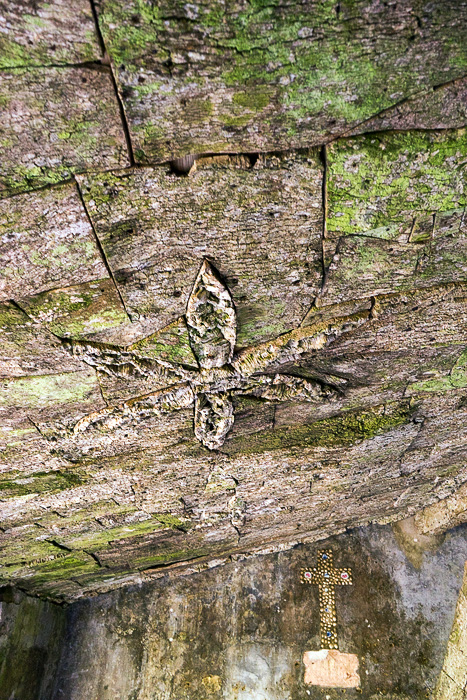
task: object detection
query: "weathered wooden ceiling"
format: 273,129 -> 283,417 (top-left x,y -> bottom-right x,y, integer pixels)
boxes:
1,0 -> 467,602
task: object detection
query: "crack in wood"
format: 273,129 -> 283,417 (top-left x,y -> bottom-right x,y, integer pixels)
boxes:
330,71 -> 467,143
88,0 -> 136,166
74,177 -> 132,322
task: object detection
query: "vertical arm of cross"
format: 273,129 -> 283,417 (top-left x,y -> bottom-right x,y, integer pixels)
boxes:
301,549 -> 353,650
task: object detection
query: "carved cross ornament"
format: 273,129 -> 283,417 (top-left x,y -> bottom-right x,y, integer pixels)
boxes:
60,260 -> 370,450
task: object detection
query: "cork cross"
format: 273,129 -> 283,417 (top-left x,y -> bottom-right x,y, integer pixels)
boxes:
299,549 -> 359,689
56,258 -> 372,454
301,549 -> 352,649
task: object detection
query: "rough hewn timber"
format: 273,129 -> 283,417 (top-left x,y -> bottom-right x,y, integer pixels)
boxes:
1,4 -> 467,603
0,303 -> 91,377
95,0 -> 467,161
1,337 -> 467,600
18,279 -> 129,341
2,134 -> 467,599
0,183 -> 108,299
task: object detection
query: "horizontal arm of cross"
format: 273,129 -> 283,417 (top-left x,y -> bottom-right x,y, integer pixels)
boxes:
300,567 -> 353,586
331,568 -> 353,586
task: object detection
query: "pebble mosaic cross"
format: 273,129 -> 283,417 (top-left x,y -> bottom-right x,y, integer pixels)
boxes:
300,549 -> 360,688
53,259 -> 371,450
301,549 -> 352,649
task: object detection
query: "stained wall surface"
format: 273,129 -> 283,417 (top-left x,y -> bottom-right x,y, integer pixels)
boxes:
1,523 -> 466,700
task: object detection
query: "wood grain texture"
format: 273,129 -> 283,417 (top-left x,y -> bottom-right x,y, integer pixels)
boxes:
2,2 -> 467,601
348,75 -> 467,136
1,388 -> 466,601
0,183 -> 108,300
95,0 -> 467,161
0,66 -> 129,196
2,276 -> 467,600
78,152 -> 324,347
0,0 -> 101,68
18,279 -> 129,341
0,303 -> 87,378
2,149 -> 467,599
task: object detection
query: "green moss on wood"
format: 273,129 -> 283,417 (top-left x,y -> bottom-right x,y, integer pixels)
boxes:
0,67 -> 128,197
19,279 -> 128,339
129,319 -> 197,367
0,469 -> 83,498
153,514 -> 192,532
0,5 -> 100,70
0,371 -> 99,409
59,518 -> 165,551
27,553 -> 99,585
408,350 -> 467,394
327,130 -> 467,236
132,547 -> 210,569
98,0 -> 467,159
224,401 -> 414,455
